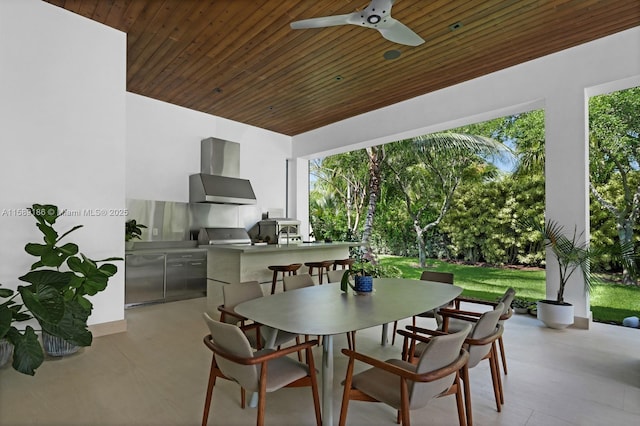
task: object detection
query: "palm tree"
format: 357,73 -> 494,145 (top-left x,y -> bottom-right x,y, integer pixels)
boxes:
386,132 -> 510,267
361,145 -> 385,262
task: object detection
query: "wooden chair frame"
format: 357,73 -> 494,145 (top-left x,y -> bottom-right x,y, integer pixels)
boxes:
339,337 -> 470,426
202,336 -> 322,426
445,295 -> 514,374
399,319 -> 504,426
219,301 -> 305,362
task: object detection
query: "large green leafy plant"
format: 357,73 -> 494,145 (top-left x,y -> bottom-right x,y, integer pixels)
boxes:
18,204 -> 121,357
0,284 -> 43,375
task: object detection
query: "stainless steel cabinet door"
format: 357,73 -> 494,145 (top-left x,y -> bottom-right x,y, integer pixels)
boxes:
125,254 -> 166,305
165,252 -> 207,300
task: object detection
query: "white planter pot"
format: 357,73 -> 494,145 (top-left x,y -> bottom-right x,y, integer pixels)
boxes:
537,300 -> 574,329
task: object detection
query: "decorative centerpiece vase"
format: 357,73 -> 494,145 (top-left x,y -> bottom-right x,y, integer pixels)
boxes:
354,275 -> 373,293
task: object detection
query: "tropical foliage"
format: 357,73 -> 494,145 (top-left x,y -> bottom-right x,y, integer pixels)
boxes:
589,87 -> 640,284
309,86 -> 640,288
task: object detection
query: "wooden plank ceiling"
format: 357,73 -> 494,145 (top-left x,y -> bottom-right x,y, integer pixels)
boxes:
45,0 -> 640,136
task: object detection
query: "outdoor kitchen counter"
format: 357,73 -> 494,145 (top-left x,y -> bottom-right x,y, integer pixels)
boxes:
125,247 -> 206,255
199,241 -> 356,253
202,242 -> 360,309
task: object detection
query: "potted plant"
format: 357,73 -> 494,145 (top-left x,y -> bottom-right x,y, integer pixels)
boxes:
125,219 -> 147,249
511,297 -> 533,315
0,284 -> 43,375
530,220 -> 601,329
18,204 -> 121,356
340,258 -> 402,294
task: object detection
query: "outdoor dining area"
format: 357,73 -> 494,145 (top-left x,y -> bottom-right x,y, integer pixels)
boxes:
1,274 -> 639,425
212,268 -> 515,425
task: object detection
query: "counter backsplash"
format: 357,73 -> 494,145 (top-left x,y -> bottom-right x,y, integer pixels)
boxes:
126,199 -> 262,242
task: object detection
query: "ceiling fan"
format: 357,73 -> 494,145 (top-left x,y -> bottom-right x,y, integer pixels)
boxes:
290,0 -> 425,46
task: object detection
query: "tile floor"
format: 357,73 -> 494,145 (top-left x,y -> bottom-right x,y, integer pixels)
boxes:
1,296 -> 639,425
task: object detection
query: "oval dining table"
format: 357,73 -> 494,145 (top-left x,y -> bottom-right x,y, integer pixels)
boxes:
235,277 -> 462,425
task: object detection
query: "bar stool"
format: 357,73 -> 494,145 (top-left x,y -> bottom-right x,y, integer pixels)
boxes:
304,260 -> 334,284
268,263 -> 302,294
333,258 -> 355,270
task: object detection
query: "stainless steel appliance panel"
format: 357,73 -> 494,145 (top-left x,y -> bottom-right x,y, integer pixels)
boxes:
126,198 -> 261,242
189,201 -> 239,231
198,227 -> 252,245
201,137 -> 240,177
125,254 -> 165,305
165,252 -> 207,300
125,199 -> 190,242
253,218 -> 302,244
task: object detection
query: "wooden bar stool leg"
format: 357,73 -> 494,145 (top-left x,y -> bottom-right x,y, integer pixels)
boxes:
269,263 -> 302,294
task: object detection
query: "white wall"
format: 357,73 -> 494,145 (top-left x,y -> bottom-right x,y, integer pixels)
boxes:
0,1 -> 293,331
0,0 -> 126,325
126,93 -> 291,214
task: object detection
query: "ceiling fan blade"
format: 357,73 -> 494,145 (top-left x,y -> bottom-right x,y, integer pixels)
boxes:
290,1 -> 424,47
290,14 -> 353,29
377,18 -> 425,46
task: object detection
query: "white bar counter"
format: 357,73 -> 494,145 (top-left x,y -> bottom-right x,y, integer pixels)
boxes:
201,241 -> 356,285
202,241 -> 360,310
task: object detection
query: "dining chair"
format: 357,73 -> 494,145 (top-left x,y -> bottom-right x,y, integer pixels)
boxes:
218,280 -> 264,348
391,270 -> 454,345
201,313 -> 322,426
326,268 -> 348,284
282,273 -> 315,291
400,303 -> 505,426
339,323 -> 472,426
218,281 -> 301,358
441,287 -> 516,375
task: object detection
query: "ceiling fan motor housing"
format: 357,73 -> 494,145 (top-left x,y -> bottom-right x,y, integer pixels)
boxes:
361,0 -> 391,27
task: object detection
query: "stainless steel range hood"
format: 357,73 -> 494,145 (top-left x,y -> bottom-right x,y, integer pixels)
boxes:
189,138 -> 257,205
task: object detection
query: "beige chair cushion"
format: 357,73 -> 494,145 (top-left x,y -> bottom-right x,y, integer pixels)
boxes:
204,313 -> 310,393
253,349 -> 310,392
326,269 -> 347,283
466,302 -> 503,368
204,313 -> 258,389
283,273 -> 314,291
221,281 -> 263,325
351,324 -> 471,410
414,303 -> 503,366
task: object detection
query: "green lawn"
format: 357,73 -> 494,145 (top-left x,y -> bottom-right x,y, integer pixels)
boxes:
379,255 -> 640,324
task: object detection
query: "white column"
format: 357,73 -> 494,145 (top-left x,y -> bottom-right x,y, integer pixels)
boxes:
544,88 -> 591,328
287,157 -> 311,239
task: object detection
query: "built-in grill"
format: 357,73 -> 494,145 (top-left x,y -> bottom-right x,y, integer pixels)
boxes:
198,227 -> 252,245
